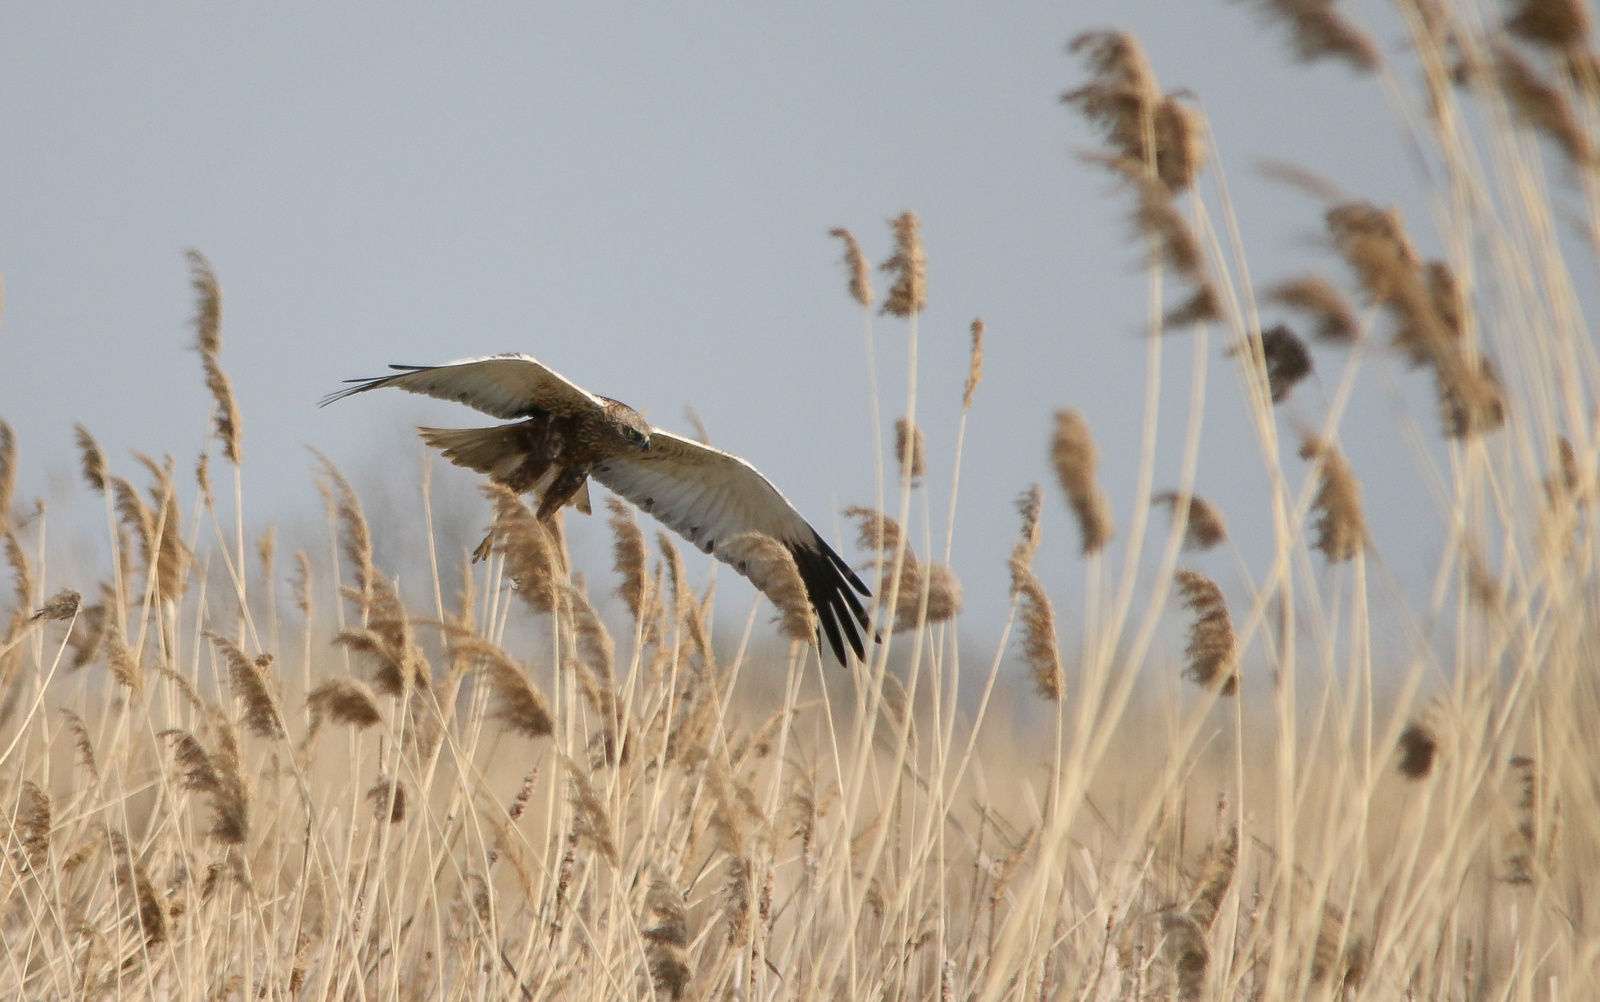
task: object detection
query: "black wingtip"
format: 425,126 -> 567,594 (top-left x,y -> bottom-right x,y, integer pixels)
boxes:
793,536 -> 872,666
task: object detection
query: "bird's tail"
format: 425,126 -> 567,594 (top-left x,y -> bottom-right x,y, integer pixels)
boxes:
418,426 -> 592,515
418,425 -> 529,483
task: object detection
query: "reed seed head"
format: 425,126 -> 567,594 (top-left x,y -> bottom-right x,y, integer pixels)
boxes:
1174,569 -> 1238,695
207,633 -> 284,740
1267,274 -> 1359,342
1243,0 -> 1379,71
1494,43 -> 1596,165
1153,491 -> 1228,550
1506,0 -> 1591,50
454,636 -> 554,740
1013,565 -> 1063,702
719,532 -> 818,644
880,210 -> 927,317
31,588 -> 81,622
307,677 -> 383,732
964,318 -> 985,408
73,423 -> 107,494
59,707 -> 99,781
1233,323 -> 1313,402
829,227 -> 875,307
1300,437 -> 1367,561
1051,410 -> 1115,555
0,421 -> 13,530
895,417 -> 926,483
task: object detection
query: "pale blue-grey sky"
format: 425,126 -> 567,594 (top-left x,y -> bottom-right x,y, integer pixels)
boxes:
1,3 -> 1443,645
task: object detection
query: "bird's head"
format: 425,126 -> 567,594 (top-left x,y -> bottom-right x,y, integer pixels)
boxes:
600,398 -> 652,453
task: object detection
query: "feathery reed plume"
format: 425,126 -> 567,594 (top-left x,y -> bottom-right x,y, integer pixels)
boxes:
103,625 -> 144,692
366,775 -> 407,824
1506,0 -> 1591,49
562,581 -> 615,684
1065,31 -> 1205,190
1014,484 -> 1045,568
965,318 -> 985,408
1094,155 -> 1203,280
161,726 -> 250,844
156,663 -> 206,714
74,423 -> 107,494
306,678 -> 382,741
195,451 -> 212,506
1173,570 -> 1238,694
0,420 -> 13,529
333,626 -> 415,697
1257,158 -> 1348,200
1266,274 -> 1359,342
31,588 -> 81,622
483,484 -> 563,613
895,417 -> 927,483
1160,911 -> 1209,1001
880,210 -> 927,317
109,475 -> 153,578
643,867 -> 693,1000
1240,0 -> 1379,71
292,551 -> 312,616
1234,323 -> 1313,402
1505,754 -> 1546,883
606,496 -> 650,623
1153,491 -> 1228,550
15,780 -> 50,870
1051,410 -> 1115,554
845,505 -> 906,555
133,453 -> 188,604
1299,437 -> 1367,561
719,532 -> 818,643
109,830 -> 167,949
257,524 -> 276,588
1397,719 -> 1439,779
315,454 -> 374,607
829,227 -> 875,307
682,403 -> 711,445
1187,819 -> 1238,933
563,756 -> 617,864
1013,566 -> 1063,702
1493,43 -> 1596,165
846,505 -> 929,630
923,563 -> 964,623
1163,284 -> 1225,329
1310,906 -> 1368,989
206,633 -> 284,740
454,636 -> 554,740
60,708 -> 100,782
187,250 -> 242,465
66,597 -> 107,670
659,532 -> 713,666
5,531 -> 31,614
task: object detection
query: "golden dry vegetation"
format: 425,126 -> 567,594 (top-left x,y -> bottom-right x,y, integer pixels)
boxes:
4,1 -> 1600,999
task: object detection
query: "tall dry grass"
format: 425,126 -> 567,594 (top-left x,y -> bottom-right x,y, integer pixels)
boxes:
4,2 -> 1600,998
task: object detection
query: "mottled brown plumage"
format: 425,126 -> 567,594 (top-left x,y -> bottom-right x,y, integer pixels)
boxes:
323,353 -> 871,662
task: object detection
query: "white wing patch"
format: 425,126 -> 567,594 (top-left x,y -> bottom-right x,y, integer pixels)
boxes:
321,353 -> 603,419
590,430 -> 811,556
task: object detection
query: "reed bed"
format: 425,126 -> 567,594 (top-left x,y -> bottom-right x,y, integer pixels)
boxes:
4,2 -> 1600,998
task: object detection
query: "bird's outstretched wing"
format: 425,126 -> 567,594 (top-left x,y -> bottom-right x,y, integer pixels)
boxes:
319,353 -> 603,419
591,430 -> 871,664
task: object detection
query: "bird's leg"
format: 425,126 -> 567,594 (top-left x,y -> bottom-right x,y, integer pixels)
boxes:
536,464 -> 592,522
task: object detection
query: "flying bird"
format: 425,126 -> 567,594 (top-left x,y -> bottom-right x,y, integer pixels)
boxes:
321,353 -> 871,663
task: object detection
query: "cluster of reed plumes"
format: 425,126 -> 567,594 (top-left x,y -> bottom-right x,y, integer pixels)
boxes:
4,0 -> 1600,998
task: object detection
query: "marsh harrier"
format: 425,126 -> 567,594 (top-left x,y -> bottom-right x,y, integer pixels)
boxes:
322,353 -> 871,662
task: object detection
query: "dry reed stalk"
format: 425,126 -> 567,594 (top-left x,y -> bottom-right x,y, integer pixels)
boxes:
643,867 -> 693,1000
829,227 -> 875,307
452,635 -> 554,740
206,633 -> 284,740
161,724 -> 250,844
1152,491 -> 1228,550
1234,324 -> 1313,402
187,250 -> 242,465
880,210 -> 927,317
1266,274 -> 1360,343
483,484 -> 563,614
1051,410 -> 1115,554
965,318 -> 985,407
0,420 -> 13,529
717,532 -> 818,643
1241,0 -> 1379,70
306,677 -> 383,738
30,588 -> 80,622
1300,437 -> 1367,561
1493,43 -> 1596,165
563,757 -> 617,864
74,423 -> 107,494
59,708 -> 100,782
366,775 -> 407,824
1173,570 -> 1238,694
895,417 -> 927,483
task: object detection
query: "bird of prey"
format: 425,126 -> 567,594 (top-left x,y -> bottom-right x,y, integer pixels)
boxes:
321,353 -> 871,663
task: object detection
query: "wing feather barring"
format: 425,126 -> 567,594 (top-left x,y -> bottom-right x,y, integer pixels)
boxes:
322,353 -> 871,663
